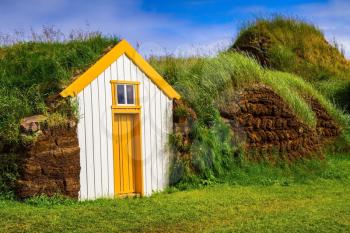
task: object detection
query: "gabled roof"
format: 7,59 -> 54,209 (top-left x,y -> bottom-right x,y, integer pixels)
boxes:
60,39 -> 180,99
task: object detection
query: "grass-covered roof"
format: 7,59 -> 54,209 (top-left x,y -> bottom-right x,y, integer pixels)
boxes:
232,16 -> 350,81
231,16 -> 350,111
0,35 -> 119,94
0,35 -> 119,145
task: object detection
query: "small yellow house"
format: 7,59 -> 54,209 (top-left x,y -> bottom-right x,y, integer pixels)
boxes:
60,40 -> 180,200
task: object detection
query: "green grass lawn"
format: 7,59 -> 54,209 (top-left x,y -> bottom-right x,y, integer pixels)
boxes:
0,154 -> 349,233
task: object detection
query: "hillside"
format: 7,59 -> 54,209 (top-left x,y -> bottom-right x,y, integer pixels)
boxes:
0,35 -> 119,146
150,52 -> 349,185
231,16 -> 350,111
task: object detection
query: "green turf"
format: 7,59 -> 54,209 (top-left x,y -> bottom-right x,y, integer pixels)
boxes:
232,15 -> 350,112
0,154 -> 349,233
0,35 -> 119,144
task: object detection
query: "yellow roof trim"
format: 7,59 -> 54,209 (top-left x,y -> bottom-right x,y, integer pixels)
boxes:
60,39 -> 180,100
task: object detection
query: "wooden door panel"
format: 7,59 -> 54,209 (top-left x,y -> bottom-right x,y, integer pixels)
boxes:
114,114 -> 136,194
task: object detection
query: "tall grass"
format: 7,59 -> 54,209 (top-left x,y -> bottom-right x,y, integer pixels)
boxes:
151,51 -> 349,186
264,71 -> 350,128
152,52 -> 348,128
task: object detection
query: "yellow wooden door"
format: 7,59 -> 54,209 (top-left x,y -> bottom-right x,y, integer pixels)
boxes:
113,114 -> 136,194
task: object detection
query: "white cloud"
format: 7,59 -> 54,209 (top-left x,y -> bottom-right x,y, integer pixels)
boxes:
0,0 -> 236,57
0,0 -> 349,58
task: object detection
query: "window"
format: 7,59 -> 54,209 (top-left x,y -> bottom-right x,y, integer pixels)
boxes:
111,81 -> 139,108
126,85 -> 135,104
117,85 -> 126,104
116,84 -> 135,105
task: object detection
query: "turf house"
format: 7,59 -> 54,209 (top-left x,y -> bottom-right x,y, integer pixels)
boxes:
0,38 -> 181,200
61,39 -> 180,199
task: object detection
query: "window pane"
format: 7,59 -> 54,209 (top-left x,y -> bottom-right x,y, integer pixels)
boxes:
126,85 -> 135,104
117,84 -> 125,104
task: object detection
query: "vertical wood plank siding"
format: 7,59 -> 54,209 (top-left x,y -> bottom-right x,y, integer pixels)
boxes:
77,54 -> 173,199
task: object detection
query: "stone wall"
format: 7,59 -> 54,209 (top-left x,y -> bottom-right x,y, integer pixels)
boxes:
220,85 -> 339,159
16,116 -> 80,199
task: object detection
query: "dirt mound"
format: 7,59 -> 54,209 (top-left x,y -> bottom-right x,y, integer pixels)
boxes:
220,85 -> 339,159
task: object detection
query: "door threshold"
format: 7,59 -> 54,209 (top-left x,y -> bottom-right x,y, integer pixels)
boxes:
117,193 -> 141,199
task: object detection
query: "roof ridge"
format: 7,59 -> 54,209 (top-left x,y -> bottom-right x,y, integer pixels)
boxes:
60,39 -> 180,100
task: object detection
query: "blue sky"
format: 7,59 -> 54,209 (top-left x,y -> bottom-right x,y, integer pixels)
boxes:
0,0 -> 349,57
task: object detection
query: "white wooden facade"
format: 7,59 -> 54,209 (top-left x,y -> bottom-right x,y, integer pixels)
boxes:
76,54 -> 174,200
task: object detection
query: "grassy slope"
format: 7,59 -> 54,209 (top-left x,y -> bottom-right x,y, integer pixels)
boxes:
151,52 -> 349,129
150,52 -> 349,185
0,154 -> 349,233
232,16 -> 350,111
0,35 -> 118,144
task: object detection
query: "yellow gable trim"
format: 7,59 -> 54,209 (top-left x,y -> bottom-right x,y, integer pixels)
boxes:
60,39 -> 180,99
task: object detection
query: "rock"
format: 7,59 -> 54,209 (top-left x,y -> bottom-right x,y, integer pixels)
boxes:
68,120 -> 76,128
20,115 -> 47,133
